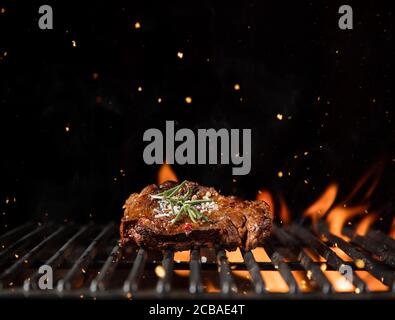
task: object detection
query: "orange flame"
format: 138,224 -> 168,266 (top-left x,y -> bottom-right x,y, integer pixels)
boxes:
344,165 -> 382,203
157,163 -> 178,184
304,183 -> 338,229
256,190 -> 290,223
390,217 -> 395,240
174,250 -> 190,262
356,213 -> 378,236
256,190 -> 274,219
323,167 -> 382,237
278,194 -> 290,225
302,166 -> 382,237
326,204 -> 368,238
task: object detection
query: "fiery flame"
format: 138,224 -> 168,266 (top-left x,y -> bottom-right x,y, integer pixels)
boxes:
303,167 -> 382,237
355,213 -> 378,236
226,249 -> 244,263
390,217 -> 395,240
291,271 -> 315,292
157,163 -> 178,184
304,183 -> 338,229
326,204 -> 368,238
344,165 -> 382,203
154,163 -> 390,293
355,271 -> 389,291
174,250 -> 190,262
251,247 -> 271,262
256,190 -> 274,219
260,271 -> 289,293
278,195 -> 290,225
256,190 -> 290,223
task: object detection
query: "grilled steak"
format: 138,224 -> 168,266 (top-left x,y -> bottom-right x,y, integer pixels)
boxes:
120,180 -> 272,251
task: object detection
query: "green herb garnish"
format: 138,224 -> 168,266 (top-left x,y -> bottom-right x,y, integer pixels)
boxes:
152,181 -> 213,224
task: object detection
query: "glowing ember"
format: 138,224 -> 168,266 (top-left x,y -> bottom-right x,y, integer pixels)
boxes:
157,163 -> 178,184
277,171 -> 283,178
185,96 -> 192,104
155,265 -> 166,278
355,259 -> 365,269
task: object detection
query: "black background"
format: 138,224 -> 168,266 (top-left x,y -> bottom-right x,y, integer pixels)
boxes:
0,0 -> 394,230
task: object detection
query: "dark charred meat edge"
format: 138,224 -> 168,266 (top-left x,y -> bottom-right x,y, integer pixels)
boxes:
120,181 -> 272,251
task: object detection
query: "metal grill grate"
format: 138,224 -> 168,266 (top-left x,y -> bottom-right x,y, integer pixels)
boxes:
0,222 -> 395,299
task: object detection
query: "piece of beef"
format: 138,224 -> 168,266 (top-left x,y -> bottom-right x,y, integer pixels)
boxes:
120,181 -> 272,251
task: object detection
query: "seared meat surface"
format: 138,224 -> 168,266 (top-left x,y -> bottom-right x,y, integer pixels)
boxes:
120,181 -> 272,251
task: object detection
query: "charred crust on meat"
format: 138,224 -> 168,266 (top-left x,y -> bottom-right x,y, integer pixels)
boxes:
120,180 -> 272,251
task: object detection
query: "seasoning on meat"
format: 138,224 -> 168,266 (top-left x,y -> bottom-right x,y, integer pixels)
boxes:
120,180 -> 272,251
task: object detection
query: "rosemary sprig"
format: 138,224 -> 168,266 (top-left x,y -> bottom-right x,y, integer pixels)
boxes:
152,181 -> 213,224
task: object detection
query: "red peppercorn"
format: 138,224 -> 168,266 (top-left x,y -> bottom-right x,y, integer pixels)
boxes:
183,223 -> 193,235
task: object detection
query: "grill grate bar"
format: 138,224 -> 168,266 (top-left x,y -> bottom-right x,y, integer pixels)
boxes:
241,249 -> 266,294
0,223 -> 51,263
156,249 -> 174,295
321,227 -> 395,290
216,249 -> 237,295
273,226 -> 333,293
57,223 -> 114,293
24,225 -> 90,291
367,230 -> 395,252
290,224 -> 367,293
263,240 -> 299,293
0,225 -> 66,288
123,248 -> 147,294
90,244 -> 121,293
189,249 -> 203,294
0,223 -> 33,245
1,222 -> 395,298
343,227 -> 395,268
